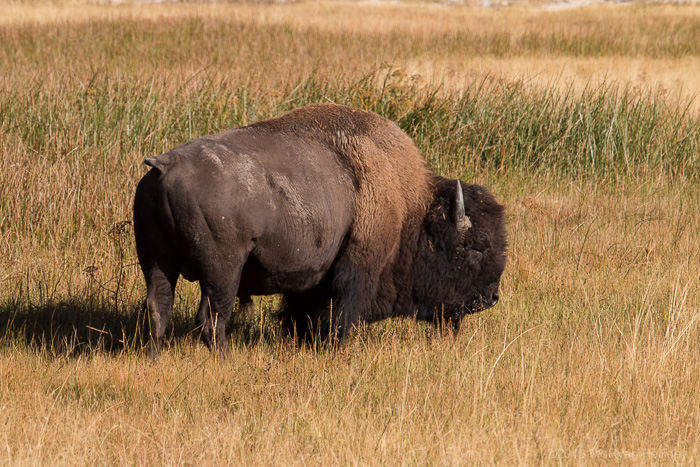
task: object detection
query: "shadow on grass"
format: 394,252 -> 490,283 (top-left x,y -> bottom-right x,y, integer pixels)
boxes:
0,297 -> 184,355
0,296 -> 285,356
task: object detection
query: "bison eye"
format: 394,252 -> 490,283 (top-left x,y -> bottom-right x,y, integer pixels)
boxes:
468,249 -> 484,264
470,243 -> 490,256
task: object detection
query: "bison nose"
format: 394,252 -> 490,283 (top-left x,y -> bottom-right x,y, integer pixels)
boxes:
480,290 -> 499,309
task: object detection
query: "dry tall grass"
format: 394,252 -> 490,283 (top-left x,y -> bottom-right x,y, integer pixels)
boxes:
1,2 -> 699,464
3,2 -> 700,102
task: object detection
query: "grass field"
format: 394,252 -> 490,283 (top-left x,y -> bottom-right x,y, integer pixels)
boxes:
1,1 -> 700,464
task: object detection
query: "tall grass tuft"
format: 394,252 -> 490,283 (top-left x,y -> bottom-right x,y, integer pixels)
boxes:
3,68 -> 698,178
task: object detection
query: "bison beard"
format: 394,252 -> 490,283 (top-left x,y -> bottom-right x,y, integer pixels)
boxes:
133,104 -> 507,354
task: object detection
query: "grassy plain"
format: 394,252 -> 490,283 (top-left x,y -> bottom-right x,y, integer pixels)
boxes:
1,1 -> 700,464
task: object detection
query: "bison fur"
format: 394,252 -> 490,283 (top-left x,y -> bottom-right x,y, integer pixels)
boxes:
133,104 -> 507,354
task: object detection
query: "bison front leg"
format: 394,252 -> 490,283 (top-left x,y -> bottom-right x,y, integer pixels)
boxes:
279,285 -> 333,344
279,271 -> 369,346
320,258 -> 376,343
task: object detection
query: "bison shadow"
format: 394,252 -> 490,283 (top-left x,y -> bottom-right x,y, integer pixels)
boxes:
1,298 -> 145,355
0,297 -> 280,356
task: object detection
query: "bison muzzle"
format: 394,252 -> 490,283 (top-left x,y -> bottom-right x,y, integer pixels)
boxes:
133,104 -> 507,354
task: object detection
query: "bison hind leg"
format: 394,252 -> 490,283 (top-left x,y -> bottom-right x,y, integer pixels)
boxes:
135,235 -> 181,356
195,278 -> 243,356
141,259 -> 180,357
278,286 -> 332,345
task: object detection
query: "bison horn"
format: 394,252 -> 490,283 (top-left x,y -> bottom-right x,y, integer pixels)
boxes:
453,180 -> 472,241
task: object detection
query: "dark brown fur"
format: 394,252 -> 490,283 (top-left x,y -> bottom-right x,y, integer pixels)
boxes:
133,104 -> 506,353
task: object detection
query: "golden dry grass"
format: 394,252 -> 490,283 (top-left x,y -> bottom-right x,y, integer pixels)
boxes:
1,1 -> 699,464
404,55 -> 700,115
4,1 -> 699,112
2,174 -> 699,464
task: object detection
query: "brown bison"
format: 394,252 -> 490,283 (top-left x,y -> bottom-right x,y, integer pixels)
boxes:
133,104 -> 506,354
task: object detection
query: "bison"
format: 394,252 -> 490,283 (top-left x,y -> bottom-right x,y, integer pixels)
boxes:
133,104 -> 506,354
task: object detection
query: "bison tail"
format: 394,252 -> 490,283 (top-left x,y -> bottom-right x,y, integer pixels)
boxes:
144,156 -> 172,172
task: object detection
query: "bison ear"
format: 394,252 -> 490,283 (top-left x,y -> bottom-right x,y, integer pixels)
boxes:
452,181 -> 472,243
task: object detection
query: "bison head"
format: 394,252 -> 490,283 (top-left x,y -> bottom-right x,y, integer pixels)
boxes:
411,178 -> 507,329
